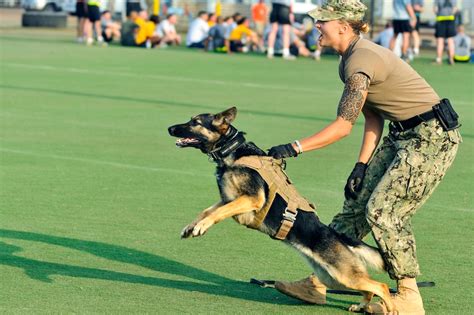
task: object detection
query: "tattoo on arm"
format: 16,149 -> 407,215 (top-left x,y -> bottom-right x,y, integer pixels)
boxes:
337,73 -> 370,124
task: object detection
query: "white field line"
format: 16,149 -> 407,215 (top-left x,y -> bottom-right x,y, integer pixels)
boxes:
0,147 -> 213,178
1,147 -> 472,213
3,63 -> 321,93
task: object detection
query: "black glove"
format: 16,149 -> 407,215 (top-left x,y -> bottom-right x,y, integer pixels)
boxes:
344,162 -> 368,199
268,143 -> 298,159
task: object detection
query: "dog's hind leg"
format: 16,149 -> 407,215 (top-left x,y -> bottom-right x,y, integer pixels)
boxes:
181,202 -> 223,239
192,193 -> 265,237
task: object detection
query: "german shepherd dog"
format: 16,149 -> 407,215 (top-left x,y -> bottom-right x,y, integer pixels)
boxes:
168,107 -> 394,313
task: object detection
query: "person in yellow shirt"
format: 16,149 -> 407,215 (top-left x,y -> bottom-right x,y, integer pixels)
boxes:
208,13 -> 217,27
228,17 -> 262,53
135,11 -> 161,48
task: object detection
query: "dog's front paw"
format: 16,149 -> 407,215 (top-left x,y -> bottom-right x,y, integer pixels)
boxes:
181,223 -> 196,239
192,218 -> 214,237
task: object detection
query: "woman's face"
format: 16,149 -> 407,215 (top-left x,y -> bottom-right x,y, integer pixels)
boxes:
315,20 -> 343,48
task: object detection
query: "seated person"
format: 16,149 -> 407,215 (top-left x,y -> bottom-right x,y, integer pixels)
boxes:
101,10 -> 121,43
263,24 -> 310,58
186,11 -> 209,48
453,25 -> 471,63
135,11 -> 161,48
155,13 -> 181,46
228,17 -> 261,53
208,16 -> 228,52
121,11 -> 139,46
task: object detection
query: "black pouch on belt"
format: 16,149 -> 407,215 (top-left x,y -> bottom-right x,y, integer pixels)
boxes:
432,98 -> 460,131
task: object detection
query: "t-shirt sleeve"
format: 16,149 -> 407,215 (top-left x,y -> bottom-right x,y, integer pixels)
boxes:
344,49 -> 386,83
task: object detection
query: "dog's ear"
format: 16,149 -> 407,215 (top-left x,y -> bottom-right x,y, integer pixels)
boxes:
213,107 -> 237,132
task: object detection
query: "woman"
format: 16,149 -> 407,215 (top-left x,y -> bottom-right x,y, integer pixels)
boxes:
267,0 -> 461,314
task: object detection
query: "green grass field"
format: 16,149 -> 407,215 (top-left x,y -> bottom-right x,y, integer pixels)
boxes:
0,27 -> 473,314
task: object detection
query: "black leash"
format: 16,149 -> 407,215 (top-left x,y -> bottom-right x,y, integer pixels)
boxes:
249,278 -> 435,295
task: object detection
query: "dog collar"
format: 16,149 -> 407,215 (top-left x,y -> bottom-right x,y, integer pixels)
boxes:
208,127 -> 246,163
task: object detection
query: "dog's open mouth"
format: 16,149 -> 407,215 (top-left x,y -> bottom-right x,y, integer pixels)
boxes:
176,138 -> 201,147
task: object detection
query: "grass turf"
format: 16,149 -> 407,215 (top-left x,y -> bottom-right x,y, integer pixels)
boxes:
0,28 -> 473,314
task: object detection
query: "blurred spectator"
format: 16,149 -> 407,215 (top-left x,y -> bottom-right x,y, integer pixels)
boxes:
155,14 -> 181,47
411,0 -> 423,56
126,0 -> 147,17
208,13 -> 217,27
86,0 -> 104,45
304,23 -> 322,60
121,11 -> 139,47
75,0 -> 88,43
229,17 -> 262,53
374,22 -> 395,49
453,25 -> 471,63
251,0 -> 268,38
434,0 -> 457,65
390,0 -> 417,62
101,10 -> 121,44
186,11 -> 210,48
231,13 -> 242,31
208,16 -> 228,52
267,0 -> 295,60
133,11 -> 161,48
223,16 -> 234,40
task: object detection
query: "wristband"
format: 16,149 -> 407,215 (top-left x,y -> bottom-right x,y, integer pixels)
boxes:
294,140 -> 303,154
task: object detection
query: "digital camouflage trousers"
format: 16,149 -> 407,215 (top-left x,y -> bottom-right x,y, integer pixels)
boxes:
329,119 -> 461,280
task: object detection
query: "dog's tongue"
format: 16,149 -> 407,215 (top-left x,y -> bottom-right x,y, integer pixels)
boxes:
176,138 -> 199,147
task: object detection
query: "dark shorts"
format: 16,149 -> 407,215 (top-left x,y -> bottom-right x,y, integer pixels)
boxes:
76,2 -> 86,18
87,5 -> 100,22
435,20 -> 456,38
229,40 -> 244,52
270,3 -> 291,25
101,30 -> 113,42
393,19 -> 412,34
187,40 -> 206,49
126,2 -> 141,17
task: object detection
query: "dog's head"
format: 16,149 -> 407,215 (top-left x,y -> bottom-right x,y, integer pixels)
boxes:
168,107 -> 237,153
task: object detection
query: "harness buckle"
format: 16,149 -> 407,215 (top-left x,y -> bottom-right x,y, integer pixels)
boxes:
282,208 -> 297,222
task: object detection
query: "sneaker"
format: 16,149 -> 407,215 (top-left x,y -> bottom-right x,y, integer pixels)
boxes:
312,50 -> 321,61
432,57 -> 442,65
274,275 -> 327,304
282,54 -> 296,61
86,37 -> 94,46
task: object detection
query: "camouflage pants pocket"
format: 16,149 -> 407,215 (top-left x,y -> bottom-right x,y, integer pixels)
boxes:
405,151 -> 434,201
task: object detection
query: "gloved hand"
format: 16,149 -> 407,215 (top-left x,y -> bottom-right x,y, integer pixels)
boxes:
268,143 -> 298,159
344,162 -> 368,199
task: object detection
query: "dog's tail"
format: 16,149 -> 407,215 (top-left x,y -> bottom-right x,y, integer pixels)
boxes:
349,244 -> 385,272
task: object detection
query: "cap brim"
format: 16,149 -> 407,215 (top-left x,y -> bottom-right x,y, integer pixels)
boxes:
307,7 -> 339,21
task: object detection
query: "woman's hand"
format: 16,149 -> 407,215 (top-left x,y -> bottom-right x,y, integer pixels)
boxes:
344,162 -> 368,199
268,143 -> 298,159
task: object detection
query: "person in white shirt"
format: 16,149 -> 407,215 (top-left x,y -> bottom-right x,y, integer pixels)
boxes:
186,11 -> 209,48
156,13 -> 181,46
453,24 -> 471,63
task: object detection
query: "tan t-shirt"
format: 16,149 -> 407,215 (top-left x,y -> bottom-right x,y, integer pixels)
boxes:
339,38 -> 440,121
